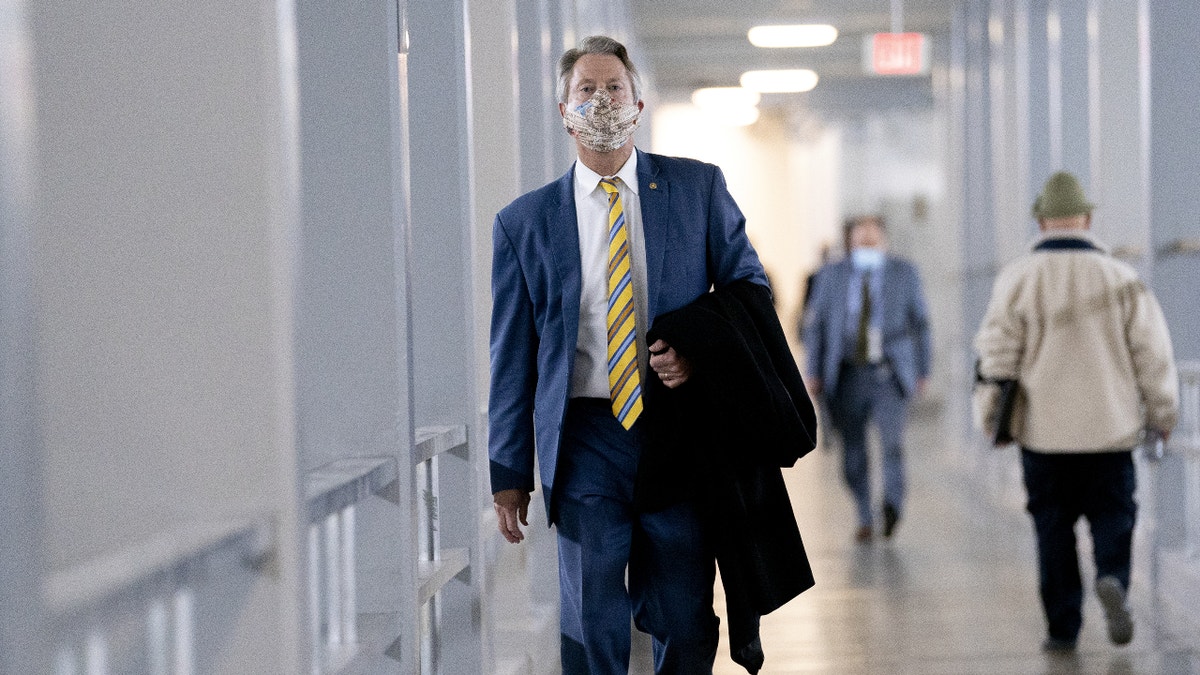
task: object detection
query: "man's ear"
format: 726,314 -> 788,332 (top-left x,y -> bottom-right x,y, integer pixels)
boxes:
559,102 -> 575,137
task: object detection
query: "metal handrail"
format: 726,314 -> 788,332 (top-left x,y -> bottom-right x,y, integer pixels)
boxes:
48,518 -> 273,675
1171,361 -> 1200,457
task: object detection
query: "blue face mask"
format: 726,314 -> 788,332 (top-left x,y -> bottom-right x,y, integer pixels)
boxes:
851,247 -> 885,269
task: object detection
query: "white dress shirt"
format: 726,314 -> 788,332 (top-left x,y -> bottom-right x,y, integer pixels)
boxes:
570,153 -> 650,399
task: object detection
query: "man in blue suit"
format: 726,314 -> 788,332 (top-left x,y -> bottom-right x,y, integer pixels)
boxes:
802,215 -> 931,542
488,36 -> 768,673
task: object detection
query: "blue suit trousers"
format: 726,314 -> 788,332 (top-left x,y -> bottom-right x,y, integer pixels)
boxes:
555,398 -> 719,674
827,362 -> 910,527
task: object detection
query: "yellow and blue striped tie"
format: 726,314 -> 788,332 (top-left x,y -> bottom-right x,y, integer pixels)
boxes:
600,178 -> 642,429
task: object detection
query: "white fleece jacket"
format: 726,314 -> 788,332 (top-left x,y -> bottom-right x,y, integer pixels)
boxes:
974,231 -> 1178,452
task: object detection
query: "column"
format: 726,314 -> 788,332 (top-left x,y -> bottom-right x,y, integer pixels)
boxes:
549,2 -> 576,172
1145,0 -> 1200,635
1024,0 -> 1053,220
294,0 -> 418,671
1087,0 -> 1149,264
960,0 -> 996,339
407,0 -> 485,671
990,0 -> 1030,260
516,0 -> 556,191
1050,0 -> 1092,181
0,2 -> 44,672
466,0 -> 530,668
942,3 -> 972,450
1148,0 -> 1200,359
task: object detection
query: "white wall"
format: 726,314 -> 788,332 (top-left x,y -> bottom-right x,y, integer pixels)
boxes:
0,1 -> 44,671
650,102 -> 842,340
30,0 -> 306,670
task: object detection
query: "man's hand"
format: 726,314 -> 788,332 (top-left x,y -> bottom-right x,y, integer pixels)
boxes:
493,489 -> 531,543
807,376 -> 823,397
648,339 -> 691,389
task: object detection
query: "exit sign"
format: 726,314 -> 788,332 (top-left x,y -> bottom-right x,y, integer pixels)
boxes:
864,33 -> 929,75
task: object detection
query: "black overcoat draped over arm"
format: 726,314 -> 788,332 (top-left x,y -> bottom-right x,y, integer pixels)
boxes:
640,279 -> 818,674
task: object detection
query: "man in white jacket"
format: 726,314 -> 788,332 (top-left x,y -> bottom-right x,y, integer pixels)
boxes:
974,171 -> 1178,653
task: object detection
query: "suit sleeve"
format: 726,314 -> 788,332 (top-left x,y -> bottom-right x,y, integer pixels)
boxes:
705,165 -> 768,289
488,213 -> 538,494
907,264 -> 933,379
801,269 -> 828,378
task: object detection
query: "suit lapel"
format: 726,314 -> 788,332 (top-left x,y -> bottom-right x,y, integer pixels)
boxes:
637,150 -> 669,319
880,258 -> 898,325
548,167 -> 581,351
829,261 -> 852,335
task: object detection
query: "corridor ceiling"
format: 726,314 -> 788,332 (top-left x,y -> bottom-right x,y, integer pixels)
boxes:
630,0 -> 957,104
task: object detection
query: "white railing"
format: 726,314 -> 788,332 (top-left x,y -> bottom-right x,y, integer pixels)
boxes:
1172,361 -> 1200,556
305,456 -> 398,674
1155,360 -> 1200,635
47,518 -> 273,675
49,433 -> 471,675
413,425 -> 471,675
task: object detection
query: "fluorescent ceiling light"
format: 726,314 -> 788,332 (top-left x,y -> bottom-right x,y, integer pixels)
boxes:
691,86 -> 762,111
739,69 -> 820,93
748,24 -> 838,48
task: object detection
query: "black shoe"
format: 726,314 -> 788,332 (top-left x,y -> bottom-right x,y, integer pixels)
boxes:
882,503 -> 900,538
1041,637 -> 1077,653
854,525 -> 873,543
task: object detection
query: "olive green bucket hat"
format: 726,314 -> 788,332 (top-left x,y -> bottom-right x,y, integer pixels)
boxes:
1032,171 -> 1094,218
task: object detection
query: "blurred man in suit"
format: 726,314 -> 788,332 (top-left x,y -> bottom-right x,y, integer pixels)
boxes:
803,215 -> 931,542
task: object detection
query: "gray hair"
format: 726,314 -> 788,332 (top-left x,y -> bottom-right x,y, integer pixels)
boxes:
556,35 -> 642,104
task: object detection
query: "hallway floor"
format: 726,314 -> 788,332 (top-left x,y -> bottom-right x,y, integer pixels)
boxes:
709,411 -> 1200,675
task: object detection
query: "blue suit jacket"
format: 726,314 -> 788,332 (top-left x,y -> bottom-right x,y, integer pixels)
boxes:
802,256 -> 931,399
488,149 -> 767,519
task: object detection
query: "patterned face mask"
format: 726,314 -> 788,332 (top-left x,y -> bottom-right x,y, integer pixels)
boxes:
562,88 -> 640,153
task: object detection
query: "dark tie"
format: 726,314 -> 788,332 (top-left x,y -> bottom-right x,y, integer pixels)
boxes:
855,272 -> 872,364
600,178 -> 642,429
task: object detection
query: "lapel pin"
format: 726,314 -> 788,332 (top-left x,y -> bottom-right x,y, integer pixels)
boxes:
649,182 -> 658,190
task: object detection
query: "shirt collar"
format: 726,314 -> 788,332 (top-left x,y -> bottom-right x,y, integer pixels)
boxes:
573,150 -> 640,199
1029,230 -> 1110,254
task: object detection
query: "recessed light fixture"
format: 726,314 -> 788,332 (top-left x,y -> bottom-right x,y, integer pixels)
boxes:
748,24 -> 838,48
739,69 -> 820,93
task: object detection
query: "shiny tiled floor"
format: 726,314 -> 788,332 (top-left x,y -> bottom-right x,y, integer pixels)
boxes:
710,411 -> 1200,675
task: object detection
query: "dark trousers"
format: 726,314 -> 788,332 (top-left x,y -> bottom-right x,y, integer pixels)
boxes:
555,398 -> 719,674
827,363 -> 910,527
1020,448 -> 1137,642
